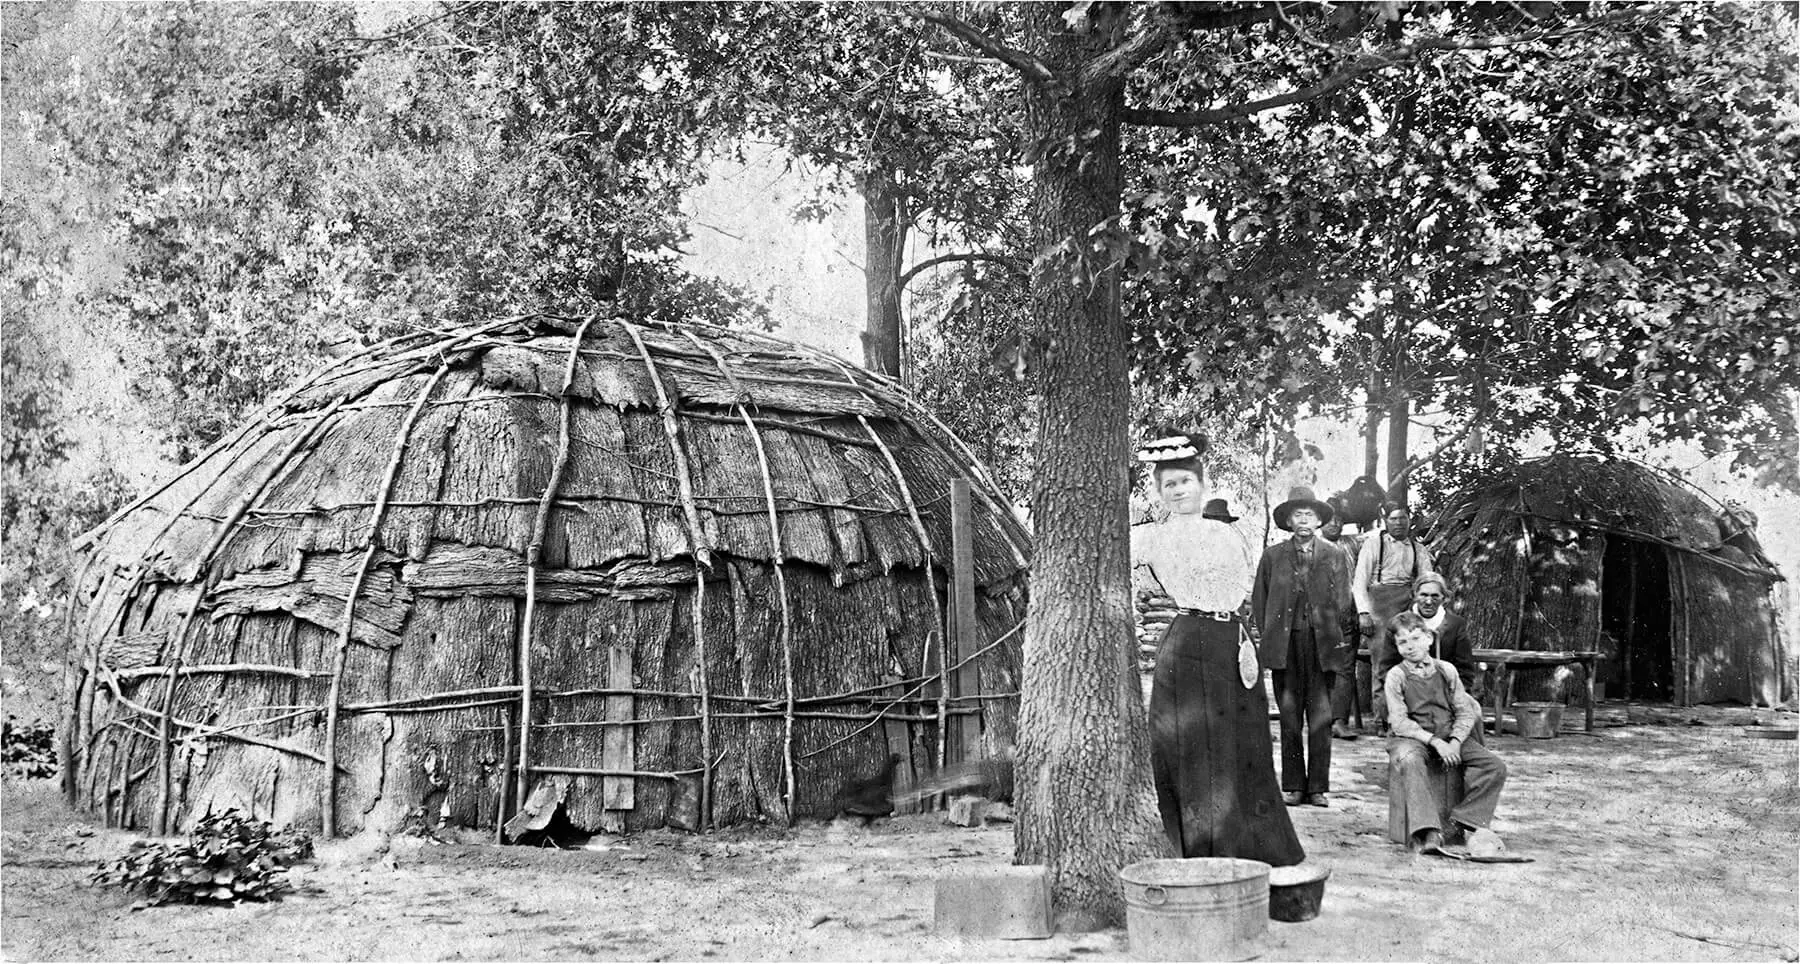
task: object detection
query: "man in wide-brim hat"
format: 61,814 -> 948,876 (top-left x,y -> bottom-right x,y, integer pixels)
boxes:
1271,487 -> 1332,530
1252,486 -> 1358,806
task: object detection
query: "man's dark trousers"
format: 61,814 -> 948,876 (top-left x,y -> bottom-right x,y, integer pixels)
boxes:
1273,618 -> 1334,794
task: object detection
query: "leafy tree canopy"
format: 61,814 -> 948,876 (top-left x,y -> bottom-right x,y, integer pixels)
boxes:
1120,2 -> 1799,489
9,2 -> 771,461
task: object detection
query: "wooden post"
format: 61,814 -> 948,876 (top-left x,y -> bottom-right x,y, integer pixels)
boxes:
949,480 -> 981,764
602,645 -> 635,831
1622,549 -> 1639,699
881,674 -> 919,815
493,709 -> 514,843
1675,557 -> 1692,707
1583,654 -> 1596,732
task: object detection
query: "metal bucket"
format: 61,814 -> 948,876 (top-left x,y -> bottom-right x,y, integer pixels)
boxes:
1514,701 -> 1564,739
1267,864 -> 1330,922
1119,858 -> 1270,961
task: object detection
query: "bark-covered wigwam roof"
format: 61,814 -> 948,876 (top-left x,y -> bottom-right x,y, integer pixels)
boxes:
82,313 -> 1031,591
65,314 -> 1031,838
1431,454 -> 1779,583
1428,454 -> 1783,706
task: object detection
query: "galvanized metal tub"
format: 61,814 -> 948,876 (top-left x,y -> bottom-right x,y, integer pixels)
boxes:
1119,857 -> 1270,961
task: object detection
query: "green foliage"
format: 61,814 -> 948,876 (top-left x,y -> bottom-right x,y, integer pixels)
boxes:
2,717 -> 58,780
93,811 -> 313,906
1408,441 -> 1527,530
1119,3 -> 1800,487
909,269 -> 1035,499
9,3 -> 773,463
1,326 -> 132,716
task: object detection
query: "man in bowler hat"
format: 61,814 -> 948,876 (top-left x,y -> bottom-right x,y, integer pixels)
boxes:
1251,487 -> 1358,806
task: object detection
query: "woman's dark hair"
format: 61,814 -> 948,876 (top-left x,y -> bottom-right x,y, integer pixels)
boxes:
1151,457 -> 1207,485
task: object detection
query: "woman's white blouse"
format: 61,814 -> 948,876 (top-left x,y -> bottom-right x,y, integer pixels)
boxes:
1131,514 -> 1255,613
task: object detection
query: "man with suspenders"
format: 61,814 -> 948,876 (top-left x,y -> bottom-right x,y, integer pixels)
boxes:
1355,502 -> 1435,731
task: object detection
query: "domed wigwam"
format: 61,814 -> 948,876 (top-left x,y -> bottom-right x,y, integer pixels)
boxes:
61,314 -> 1030,838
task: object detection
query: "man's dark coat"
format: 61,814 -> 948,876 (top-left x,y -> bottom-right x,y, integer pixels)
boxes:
1251,537 -> 1358,673
1378,609 -> 1477,691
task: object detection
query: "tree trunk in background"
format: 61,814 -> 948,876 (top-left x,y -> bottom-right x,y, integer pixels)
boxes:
1363,319 -> 1384,483
861,166 -> 905,379
1386,392 -> 1411,508
1384,319 -> 1411,507
1013,3 -> 1171,929
1364,368 -> 1384,484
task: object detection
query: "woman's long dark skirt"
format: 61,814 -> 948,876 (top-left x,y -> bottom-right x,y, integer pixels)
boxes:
1149,614 -> 1305,866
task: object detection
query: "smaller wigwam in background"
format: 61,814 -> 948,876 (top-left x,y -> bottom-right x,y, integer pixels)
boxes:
1428,455 -> 1786,708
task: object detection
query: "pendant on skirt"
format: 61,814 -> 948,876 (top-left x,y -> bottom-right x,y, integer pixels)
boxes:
1237,629 -> 1260,690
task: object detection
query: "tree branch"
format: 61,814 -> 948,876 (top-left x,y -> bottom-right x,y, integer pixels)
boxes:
918,12 -> 1060,87
1084,2 -> 1280,82
1123,60 -> 1378,127
899,252 -> 1028,290
1121,14 -> 1649,129
1272,2 -> 1337,52
326,0 -> 485,59
923,49 -> 1003,66
1391,416 -> 1483,489
1156,2 -> 1283,33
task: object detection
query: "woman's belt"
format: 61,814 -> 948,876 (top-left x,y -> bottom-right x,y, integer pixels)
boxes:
1176,608 -> 1238,621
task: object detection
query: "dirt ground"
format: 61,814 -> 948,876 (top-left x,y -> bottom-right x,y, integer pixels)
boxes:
4,703 -> 1797,963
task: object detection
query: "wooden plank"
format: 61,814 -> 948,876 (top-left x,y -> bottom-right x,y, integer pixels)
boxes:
604,645 -> 636,813
1472,648 -> 1601,662
882,674 -> 920,815
949,480 -> 981,765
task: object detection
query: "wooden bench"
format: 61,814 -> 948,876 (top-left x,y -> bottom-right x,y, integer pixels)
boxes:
1356,647 -> 1601,732
1477,648 -> 1600,734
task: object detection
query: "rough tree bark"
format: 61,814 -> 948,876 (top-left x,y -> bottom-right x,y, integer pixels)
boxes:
1364,364 -> 1384,483
861,165 -> 906,379
1386,322 -> 1411,507
1386,392 -> 1411,507
1012,3 -> 1171,929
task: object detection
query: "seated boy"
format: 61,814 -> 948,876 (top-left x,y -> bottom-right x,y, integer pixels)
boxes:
1385,612 -> 1509,854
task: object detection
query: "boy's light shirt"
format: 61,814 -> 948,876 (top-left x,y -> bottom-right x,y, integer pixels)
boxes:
1384,656 -> 1477,744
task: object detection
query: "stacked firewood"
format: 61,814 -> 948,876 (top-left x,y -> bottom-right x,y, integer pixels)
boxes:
1135,589 -> 1179,672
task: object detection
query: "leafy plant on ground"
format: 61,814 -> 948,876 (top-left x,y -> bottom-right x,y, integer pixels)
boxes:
92,810 -> 314,906
2,717 -> 57,780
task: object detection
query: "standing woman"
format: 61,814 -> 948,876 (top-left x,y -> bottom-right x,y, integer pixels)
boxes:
1132,434 -> 1305,867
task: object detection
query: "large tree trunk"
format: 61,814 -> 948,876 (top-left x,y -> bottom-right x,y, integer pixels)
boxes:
1013,3 -> 1171,929
861,165 -> 906,379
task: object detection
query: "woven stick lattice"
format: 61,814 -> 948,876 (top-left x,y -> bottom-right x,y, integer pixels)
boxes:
66,315 -> 1031,835
687,331 -> 798,826
152,395 -> 349,836
622,320 -> 718,827
323,364 -> 447,835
